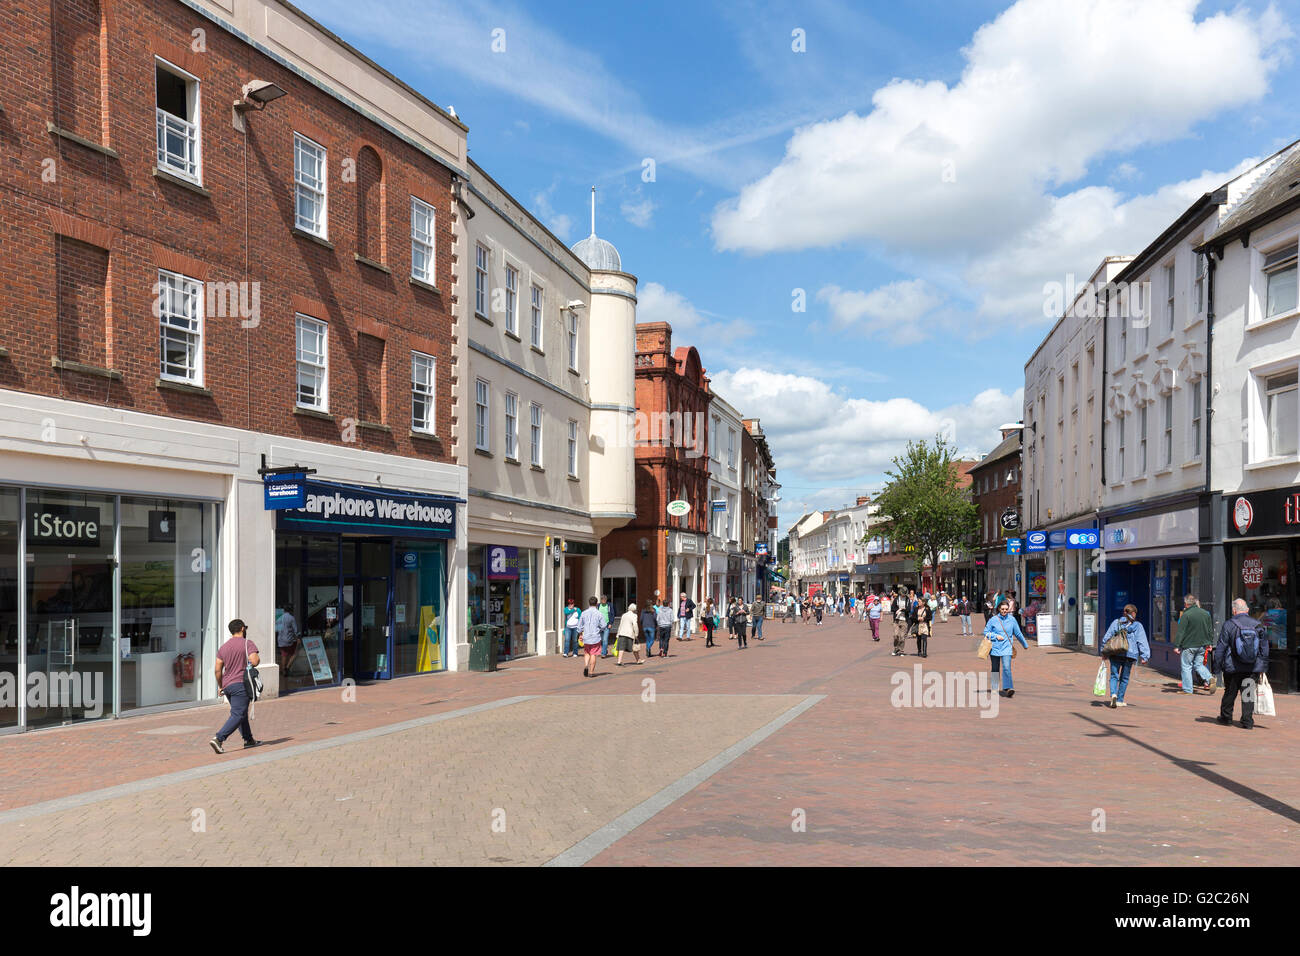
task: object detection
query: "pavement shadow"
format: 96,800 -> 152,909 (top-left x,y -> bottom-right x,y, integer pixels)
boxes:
1073,712 -> 1298,822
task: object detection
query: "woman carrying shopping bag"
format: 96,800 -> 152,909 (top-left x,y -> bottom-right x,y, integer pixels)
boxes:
983,598 -> 1029,698
701,598 -> 718,648
1099,603 -> 1150,708
614,604 -> 643,666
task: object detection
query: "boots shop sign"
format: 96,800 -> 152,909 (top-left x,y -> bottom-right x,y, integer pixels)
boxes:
1226,487 -> 1300,538
26,505 -> 102,547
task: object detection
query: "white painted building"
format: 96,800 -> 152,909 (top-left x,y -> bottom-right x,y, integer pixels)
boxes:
705,393 -> 743,605
454,175 -> 636,658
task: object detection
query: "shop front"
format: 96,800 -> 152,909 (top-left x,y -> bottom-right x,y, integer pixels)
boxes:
1,483 -> 222,731
1222,487 -> 1300,693
273,478 -> 457,692
467,543 -> 538,661
1100,502 -> 1201,680
1034,526 -> 1101,648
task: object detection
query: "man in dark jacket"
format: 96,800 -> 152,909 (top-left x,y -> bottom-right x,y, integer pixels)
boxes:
640,602 -> 660,657
1212,598 -> 1270,729
676,592 -> 696,642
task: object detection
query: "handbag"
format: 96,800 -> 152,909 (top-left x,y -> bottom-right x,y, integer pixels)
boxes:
242,637 -> 264,702
977,636 -> 992,660
1100,623 -> 1130,658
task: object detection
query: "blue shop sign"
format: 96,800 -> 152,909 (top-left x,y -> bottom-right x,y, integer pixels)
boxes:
263,473 -> 307,510
1026,531 -> 1047,553
1065,528 -> 1100,549
1048,530 -> 1068,549
276,479 -> 458,539
1006,538 -> 1023,555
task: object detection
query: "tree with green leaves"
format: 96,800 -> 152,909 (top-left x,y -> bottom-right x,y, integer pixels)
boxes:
870,434 -> 977,591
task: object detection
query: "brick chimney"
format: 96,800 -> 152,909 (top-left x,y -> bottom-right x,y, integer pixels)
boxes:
856,496 -> 870,506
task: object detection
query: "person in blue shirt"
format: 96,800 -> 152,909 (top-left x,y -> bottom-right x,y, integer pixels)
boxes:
983,598 -> 1029,698
1100,603 -> 1151,708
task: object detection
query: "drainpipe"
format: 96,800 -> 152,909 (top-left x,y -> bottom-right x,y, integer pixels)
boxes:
1100,287 -> 1108,487
1203,252 -> 1216,496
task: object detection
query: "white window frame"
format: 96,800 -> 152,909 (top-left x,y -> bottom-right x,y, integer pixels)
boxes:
411,351 -> 436,433
504,391 -> 518,460
1137,405 -> 1147,475
530,403 -> 543,467
567,419 -> 578,477
1188,379 -> 1202,461
504,263 -> 519,336
295,314 -> 329,411
529,284 -> 543,349
475,244 -> 490,319
1252,361 -> 1300,462
728,428 -> 737,470
293,133 -> 328,238
1259,238 -> 1299,324
566,310 -> 578,371
410,197 -> 435,285
156,268 -> 203,385
1163,261 -> 1175,335
1193,248 -> 1206,316
1161,392 -> 1173,469
154,58 -> 201,184
475,379 -> 491,451
1115,415 -> 1126,481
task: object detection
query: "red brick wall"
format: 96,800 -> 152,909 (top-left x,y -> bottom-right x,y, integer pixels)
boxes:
0,0 -> 456,463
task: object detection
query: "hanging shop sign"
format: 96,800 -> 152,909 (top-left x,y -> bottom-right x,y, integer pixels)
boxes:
1006,538 -> 1023,556
1066,528 -> 1099,549
999,508 -> 1020,532
487,545 -> 519,580
263,472 -> 307,510
275,479 -> 457,539
1047,530 -> 1068,549
667,500 -> 691,517
1026,531 -> 1047,553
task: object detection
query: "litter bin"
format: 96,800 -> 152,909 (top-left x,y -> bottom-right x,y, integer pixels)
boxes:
467,624 -> 499,672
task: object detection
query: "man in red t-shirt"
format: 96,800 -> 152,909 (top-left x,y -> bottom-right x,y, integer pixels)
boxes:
210,619 -> 261,754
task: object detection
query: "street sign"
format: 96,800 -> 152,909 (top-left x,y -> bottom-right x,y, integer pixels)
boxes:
1006,538 -> 1023,555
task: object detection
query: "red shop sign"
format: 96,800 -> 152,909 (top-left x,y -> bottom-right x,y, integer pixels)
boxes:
1242,553 -> 1264,588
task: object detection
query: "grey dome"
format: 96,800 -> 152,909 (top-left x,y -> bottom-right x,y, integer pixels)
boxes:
572,233 -> 621,271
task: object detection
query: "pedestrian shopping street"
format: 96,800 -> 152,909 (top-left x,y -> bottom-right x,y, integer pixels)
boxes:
0,611 -> 1292,866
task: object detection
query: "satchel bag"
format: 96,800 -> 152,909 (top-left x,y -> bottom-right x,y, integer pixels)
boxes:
242,637 -> 264,702
1100,624 -> 1130,658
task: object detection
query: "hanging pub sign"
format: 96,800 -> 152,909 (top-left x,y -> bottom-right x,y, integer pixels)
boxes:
999,508 -> 1020,532
1226,487 -> 1300,538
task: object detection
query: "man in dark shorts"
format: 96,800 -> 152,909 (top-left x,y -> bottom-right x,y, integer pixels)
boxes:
210,618 -> 261,754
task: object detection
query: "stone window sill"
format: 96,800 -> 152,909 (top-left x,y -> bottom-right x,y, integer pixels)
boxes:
530,345 -> 545,356
475,312 -> 493,326
505,456 -> 520,466
357,420 -> 391,433
47,121 -> 119,159
355,253 -> 390,274
152,167 -> 211,197
156,377 -> 212,397
1246,309 -> 1300,333
51,357 -> 121,380
531,464 -> 545,473
475,447 -> 493,458
1245,455 -> 1300,471
410,276 -> 438,294
293,406 -> 334,421
409,429 -> 441,442
505,330 -> 521,343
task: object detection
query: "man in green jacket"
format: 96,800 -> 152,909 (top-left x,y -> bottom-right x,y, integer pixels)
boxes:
1175,593 -> 1215,694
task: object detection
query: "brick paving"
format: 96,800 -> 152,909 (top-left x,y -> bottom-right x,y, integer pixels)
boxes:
0,612 -> 1295,865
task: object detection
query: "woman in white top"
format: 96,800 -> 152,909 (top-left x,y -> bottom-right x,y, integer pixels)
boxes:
615,604 -> 643,666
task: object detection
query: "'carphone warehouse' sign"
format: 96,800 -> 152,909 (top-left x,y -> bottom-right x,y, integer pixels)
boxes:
276,480 -> 457,539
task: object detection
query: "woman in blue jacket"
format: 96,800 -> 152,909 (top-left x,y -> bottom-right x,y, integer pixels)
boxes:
1100,603 -> 1150,708
984,598 -> 1029,698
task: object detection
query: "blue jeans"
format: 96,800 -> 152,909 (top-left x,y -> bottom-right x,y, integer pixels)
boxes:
216,683 -> 254,744
754,615 -> 764,638
990,654 -> 1014,690
1180,647 -> 1211,692
1109,658 -> 1134,701
645,627 -> 657,655
563,627 -> 578,655
600,624 -> 610,656
960,614 -> 972,633
677,618 -> 691,639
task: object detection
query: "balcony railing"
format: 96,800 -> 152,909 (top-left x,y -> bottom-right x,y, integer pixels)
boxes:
156,108 -> 199,181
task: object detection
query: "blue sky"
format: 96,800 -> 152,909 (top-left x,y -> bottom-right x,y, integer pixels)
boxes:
304,0 -> 1300,528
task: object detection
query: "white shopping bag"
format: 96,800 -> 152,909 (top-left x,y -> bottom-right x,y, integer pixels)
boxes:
1255,674 -> 1276,717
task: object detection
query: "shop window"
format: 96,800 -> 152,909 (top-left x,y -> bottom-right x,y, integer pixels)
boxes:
275,534 -> 342,692
0,489 -> 17,732
1235,547 -> 1288,653
393,541 -> 447,674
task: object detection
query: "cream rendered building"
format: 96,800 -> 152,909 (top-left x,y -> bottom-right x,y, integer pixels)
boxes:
454,172 -> 635,662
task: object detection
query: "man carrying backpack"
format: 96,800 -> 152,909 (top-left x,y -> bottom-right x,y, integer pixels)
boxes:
1212,598 -> 1270,729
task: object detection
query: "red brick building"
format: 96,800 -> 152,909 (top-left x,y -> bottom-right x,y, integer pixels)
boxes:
0,0 -> 471,730
599,322 -> 713,607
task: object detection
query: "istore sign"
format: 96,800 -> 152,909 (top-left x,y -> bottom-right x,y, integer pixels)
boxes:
26,505 -> 101,547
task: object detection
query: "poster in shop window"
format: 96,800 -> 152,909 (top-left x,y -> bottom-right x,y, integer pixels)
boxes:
301,635 -> 334,683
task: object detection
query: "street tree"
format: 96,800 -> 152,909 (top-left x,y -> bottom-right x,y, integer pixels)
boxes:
870,435 -> 977,591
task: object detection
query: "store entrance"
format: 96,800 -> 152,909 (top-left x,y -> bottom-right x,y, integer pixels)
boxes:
343,539 -> 392,681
